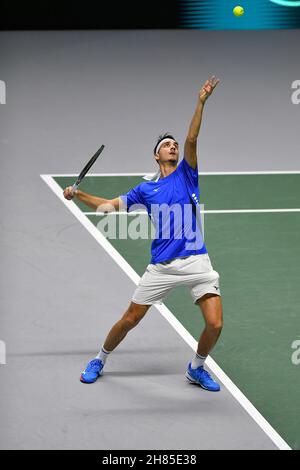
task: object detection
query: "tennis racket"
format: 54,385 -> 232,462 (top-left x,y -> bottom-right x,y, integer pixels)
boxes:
72,144 -> 105,193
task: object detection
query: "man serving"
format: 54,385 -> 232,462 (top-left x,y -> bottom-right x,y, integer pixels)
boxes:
64,75 -> 223,391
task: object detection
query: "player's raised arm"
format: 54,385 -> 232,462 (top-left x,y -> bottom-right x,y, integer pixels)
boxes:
63,187 -> 124,212
184,75 -> 220,169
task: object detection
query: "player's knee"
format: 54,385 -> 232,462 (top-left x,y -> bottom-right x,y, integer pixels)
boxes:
122,316 -> 140,331
120,302 -> 149,332
206,318 -> 223,333
121,308 -> 142,331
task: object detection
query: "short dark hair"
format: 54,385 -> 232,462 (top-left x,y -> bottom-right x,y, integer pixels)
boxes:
153,132 -> 176,155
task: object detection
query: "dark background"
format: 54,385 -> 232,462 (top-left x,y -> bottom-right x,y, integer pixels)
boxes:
0,0 -> 178,30
2,0 -> 300,30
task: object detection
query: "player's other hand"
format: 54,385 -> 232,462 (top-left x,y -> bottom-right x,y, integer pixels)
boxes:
63,186 -> 76,200
199,75 -> 220,104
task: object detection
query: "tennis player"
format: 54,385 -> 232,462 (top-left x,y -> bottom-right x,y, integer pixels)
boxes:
63,76 -> 222,391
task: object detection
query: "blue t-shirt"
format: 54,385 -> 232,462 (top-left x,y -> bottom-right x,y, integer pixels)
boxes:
120,159 -> 207,264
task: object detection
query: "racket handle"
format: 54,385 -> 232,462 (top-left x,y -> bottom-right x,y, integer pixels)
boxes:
71,183 -> 79,195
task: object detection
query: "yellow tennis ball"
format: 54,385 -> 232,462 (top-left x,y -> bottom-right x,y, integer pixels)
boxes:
233,6 -> 244,17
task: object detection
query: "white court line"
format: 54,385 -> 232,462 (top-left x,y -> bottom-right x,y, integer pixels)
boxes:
41,173 -> 292,451
50,170 -> 300,177
84,208 -> 300,215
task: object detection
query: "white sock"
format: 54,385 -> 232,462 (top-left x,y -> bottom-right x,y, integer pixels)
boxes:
96,346 -> 111,365
191,353 -> 207,369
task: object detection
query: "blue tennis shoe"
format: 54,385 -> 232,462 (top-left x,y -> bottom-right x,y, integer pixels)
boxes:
80,358 -> 104,383
185,363 -> 220,391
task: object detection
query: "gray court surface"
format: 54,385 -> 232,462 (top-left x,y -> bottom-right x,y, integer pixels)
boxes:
1,29 -> 298,450
0,213 -> 278,450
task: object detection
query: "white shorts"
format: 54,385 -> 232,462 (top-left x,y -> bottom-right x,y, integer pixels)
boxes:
132,253 -> 221,306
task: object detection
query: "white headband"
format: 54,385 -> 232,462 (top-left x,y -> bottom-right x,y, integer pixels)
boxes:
154,138 -> 176,155
143,138 -> 177,181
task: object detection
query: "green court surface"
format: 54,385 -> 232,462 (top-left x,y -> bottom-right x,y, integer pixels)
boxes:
55,173 -> 300,449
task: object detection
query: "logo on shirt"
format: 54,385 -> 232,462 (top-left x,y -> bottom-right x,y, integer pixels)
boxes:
153,188 -> 160,192
192,193 -> 199,205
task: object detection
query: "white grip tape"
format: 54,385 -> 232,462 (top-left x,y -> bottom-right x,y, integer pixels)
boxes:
72,183 -> 78,194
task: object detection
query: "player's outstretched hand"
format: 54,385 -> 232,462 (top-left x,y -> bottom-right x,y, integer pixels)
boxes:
63,186 -> 76,200
199,75 -> 220,104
